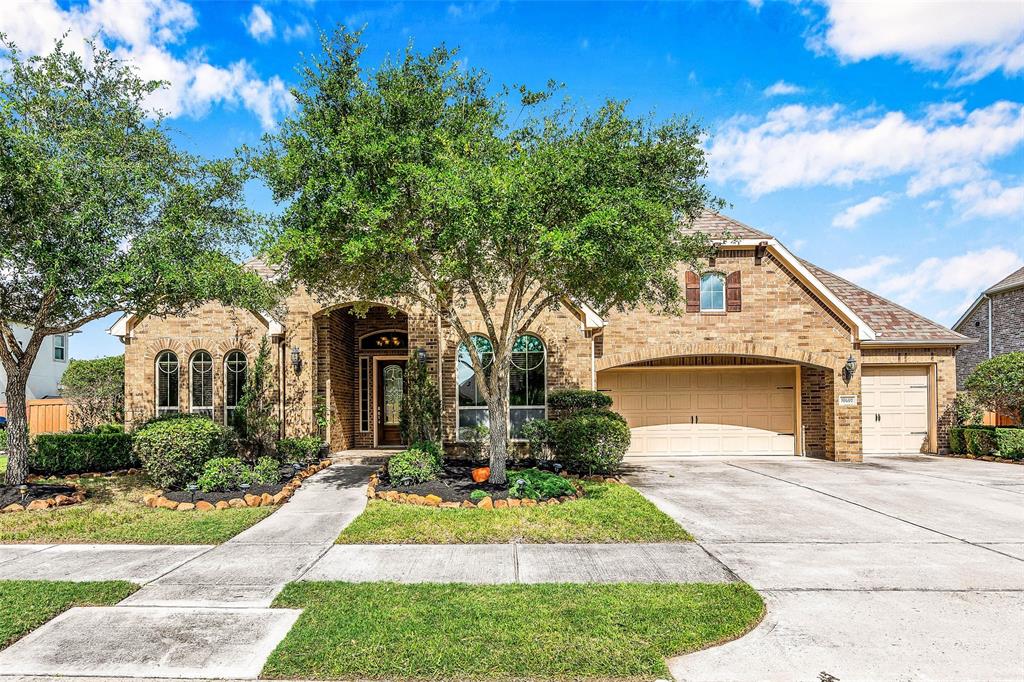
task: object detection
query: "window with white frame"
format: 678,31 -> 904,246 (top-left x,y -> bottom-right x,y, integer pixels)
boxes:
509,334 -> 546,437
457,334 -> 547,440
53,334 -> 67,362
224,351 -> 247,426
699,272 -> 726,312
457,335 -> 493,438
190,351 -> 214,418
156,351 -> 180,416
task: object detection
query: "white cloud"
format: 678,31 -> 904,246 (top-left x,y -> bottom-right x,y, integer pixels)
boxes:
837,248 -> 1024,322
0,0 -> 292,130
952,179 -> 1024,219
832,195 -> 890,229
763,80 -> 805,96
815,0 -> 1024,84
245,5 -> 275,42
283,20 -> 311,42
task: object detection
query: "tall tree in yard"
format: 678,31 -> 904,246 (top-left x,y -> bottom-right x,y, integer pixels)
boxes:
252,28 -> 719,484
0,39 -> 275,485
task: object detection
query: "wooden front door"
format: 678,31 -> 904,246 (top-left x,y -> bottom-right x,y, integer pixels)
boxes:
377,360 -> 406,447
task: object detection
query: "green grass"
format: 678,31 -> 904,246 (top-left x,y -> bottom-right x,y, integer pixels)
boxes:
0,455 -> 6,474
338,482 -> 692,544
264,582 -> 763,681
0,580 -> 137,648
0,473 -> 275,544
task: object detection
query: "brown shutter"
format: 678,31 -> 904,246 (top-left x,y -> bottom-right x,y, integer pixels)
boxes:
685,271 -> 700,312
726,271 -> 742,312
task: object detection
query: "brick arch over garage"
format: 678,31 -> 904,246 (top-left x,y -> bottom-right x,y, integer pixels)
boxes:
595,341 -> 846,373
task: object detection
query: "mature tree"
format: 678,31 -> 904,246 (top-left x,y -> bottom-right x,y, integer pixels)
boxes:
0,38 -> 275,484
61,355 -> 125,430
966,352 -> 1024,422
252,28 -> 719,484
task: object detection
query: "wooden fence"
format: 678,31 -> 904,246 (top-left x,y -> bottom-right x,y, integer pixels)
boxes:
0,399 -> 70,435
983,411 -> 1020,427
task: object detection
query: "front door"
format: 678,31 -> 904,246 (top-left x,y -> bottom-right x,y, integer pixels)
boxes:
377,360 -> 406,447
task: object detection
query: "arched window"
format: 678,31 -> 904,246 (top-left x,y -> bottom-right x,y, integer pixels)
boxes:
510,334 -> 546,437
155,351 -> 179,417
224,351 -> 247,426
190,351 -> 214,418
700,272 -> 726,312
457,335 -> 493,438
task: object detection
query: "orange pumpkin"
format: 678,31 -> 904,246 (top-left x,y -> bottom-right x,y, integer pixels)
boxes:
471,467 -> 491,483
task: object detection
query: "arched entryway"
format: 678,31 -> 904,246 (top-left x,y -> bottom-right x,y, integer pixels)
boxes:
597,354 -> 836,458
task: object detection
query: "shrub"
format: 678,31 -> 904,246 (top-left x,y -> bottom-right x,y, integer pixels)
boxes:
409,440 -> 443,465
965,352 -> 1024,420
134,415 -> 234,490
519,419 -> 556,460
401,353 -> 441,444
31,432 -> 137,475
469,489 -> 489,503
91,423 -> 125,434
197,457 -> 252,492
461,424 -> 490,460
388,447 -> 441,484
252,456 -> 282,485
952,392 -> 984,427
547,389 -> 612,413
0,429 -> 7,451
508,468 -> 576,500
236,338 -> 279,462
573,407 -> 628,424
277,436 -> 324,463
553,412 -> 630,475
995,428 -> 1024,460
964,427 -> 997,456
949,427 -> 965,454
61,355 -> 125,431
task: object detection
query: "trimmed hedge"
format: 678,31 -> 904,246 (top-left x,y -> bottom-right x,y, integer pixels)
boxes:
134,415 -> 234,490
388,447 -> 441,484
31,432 -> 137,475
950,425 -> 1023,459
546,389 -> 612,412
553,411 -> 630,475
277,436 -> 324,463
995,428 -> 1024,460
949,428 -> 965,455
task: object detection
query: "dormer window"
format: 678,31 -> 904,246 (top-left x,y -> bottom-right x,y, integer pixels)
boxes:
700,273 -> 726,312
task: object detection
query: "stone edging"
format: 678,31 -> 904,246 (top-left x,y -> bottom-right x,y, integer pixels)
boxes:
940,453 -> 1023,465
26,467 -> 143,483
365,469 -> 616,509
1,483 -> 88,513
142,459 -> 333,512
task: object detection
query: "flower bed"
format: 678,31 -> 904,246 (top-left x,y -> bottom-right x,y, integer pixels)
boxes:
0,482 -> 87,513
142,459 -> 332,512
366,464 -> 590,510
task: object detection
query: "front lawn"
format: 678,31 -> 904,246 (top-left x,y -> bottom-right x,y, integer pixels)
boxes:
337,481 -> 691,544
264,582 -> 763,681
0,473 -> 275,544
0,580 -> 137,648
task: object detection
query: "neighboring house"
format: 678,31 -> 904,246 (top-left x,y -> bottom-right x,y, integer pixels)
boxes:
109,212 -> 971,461
953,266 -> 1024,390
0,323 -> 70,404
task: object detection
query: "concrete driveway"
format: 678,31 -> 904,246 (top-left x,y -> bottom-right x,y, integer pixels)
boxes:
627,455 -> 1024,682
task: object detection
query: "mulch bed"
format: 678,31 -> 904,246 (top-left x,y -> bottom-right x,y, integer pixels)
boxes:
375,465 -> 512,502
0,484 -> 78,509
164,483 -> 286,504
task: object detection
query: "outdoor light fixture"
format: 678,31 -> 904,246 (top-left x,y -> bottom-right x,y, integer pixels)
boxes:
842,355 -> 858,384
18,484 -> 28,503
240,483 -> 251,494
186,483 -> 198,503
416,347 -> 428,365
290,346 -> 302,373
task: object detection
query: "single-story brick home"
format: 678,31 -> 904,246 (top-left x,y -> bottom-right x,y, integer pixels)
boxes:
109,213 -> 972,462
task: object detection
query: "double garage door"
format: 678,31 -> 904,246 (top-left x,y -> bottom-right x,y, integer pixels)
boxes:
597,367 -> 796,457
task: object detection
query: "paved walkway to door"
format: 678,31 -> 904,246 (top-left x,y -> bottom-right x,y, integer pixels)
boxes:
627,454 -> 1024,682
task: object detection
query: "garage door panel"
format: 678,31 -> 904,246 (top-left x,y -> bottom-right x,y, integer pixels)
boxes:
862,366 -> 930,455
597,367 -> 796,457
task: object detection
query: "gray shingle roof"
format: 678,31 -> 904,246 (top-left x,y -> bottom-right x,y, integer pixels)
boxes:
682,211 -> 773,240
985,266 -> 1024,294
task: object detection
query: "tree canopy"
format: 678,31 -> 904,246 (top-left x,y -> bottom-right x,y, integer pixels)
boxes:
61,355 -> 125,430
966,352 -> 1024,420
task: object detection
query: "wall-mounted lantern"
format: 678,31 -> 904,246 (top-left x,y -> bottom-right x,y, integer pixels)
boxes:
416,347 -> 428,365
842,355 -> 857,384
290,346 -> 302,374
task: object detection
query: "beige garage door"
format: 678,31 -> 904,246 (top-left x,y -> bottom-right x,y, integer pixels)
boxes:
861,366 -> 930,454
597,367 -> 796,457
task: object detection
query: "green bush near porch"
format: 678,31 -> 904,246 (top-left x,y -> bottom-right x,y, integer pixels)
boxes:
264,582 -> 764,681
31,431 -> 137,475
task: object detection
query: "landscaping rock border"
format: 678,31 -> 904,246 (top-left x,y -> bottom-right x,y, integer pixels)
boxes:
364,469 -> 613,509
141,459 -> 333,512
1,482 -> 87,513
26,468 -> 144,483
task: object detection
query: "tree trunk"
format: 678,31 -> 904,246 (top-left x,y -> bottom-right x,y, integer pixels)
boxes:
486,358 -> 511,485
3,372 -> 31,486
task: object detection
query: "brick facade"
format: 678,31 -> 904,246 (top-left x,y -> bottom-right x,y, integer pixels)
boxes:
121,246 -> 961,460
954,286 -> 1024,389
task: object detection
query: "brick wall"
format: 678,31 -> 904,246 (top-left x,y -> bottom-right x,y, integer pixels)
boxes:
955,287 -> 1024,389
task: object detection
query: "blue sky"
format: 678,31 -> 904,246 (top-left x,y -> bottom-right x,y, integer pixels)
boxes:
5,0 -> 1023,359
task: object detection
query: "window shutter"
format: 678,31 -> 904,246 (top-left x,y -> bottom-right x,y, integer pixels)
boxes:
685,271 -> 700,312
726,271 -> 742,312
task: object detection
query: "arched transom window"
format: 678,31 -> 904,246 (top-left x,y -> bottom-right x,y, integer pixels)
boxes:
700,272 -> 726,312
224,351 -> 247,426
155,351 -> 179,417
457,334 -> 547,439
190,351 -> 214,418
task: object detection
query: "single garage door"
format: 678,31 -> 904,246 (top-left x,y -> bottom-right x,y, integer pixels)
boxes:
861,366 -> 929,454
597,367 -> 796,457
